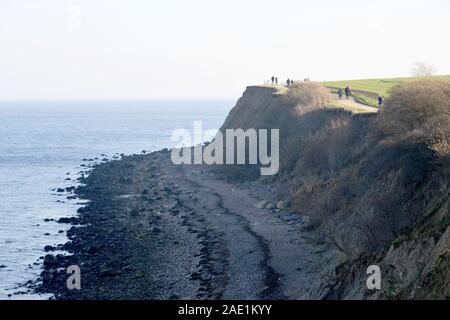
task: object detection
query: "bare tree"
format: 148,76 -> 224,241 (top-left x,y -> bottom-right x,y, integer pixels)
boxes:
411,62 -> 436,77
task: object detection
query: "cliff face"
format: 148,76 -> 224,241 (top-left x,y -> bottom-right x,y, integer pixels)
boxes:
218,85 -> 449,299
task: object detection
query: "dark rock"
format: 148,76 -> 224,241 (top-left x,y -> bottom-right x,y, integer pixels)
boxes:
190,272 -> 202,280
134,271 -> 145,278
56,188 -> 65,193
151,227 -> 161,233
87,246 -> 99,255
58,217 -> 78,224
56,254 -> 66,263
99,266 -> 121,277
44,245 -> 55,252
43,255 -> 58,269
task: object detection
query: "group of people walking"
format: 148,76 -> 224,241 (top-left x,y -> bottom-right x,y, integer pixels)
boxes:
265,78 -> 385,109
269,76 -> 278,85
265,76 -> 293,86
285,78 -> 295,86
337,85 -> 352,100
337,85 -> 384,108
266,76 -> 312,87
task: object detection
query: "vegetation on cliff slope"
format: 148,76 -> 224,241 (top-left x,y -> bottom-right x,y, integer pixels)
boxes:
217,79 -> 449,299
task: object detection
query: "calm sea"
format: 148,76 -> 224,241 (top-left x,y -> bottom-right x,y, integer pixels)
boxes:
0,100 -> 232,299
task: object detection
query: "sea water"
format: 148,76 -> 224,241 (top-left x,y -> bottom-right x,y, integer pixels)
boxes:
0,100 -> 232,299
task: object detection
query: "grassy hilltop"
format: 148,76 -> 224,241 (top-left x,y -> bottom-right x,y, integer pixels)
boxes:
325,75 -> 450,107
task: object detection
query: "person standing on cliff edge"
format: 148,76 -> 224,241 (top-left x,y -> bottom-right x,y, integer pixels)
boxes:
271,76 -> 275,85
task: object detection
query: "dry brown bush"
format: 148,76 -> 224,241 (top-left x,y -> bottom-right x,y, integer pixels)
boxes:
376,79 -> 450,154
283,82 -> 331,113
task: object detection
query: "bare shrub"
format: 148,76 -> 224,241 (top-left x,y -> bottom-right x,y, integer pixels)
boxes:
411,62 -> 436,77
376,79 -> 450,154
282,82 -> 331,113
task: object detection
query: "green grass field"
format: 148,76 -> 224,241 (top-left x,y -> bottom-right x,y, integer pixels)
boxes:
324,75 -> 450,107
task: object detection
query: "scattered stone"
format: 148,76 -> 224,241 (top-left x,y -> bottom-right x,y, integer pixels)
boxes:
87,246 -> 99,255
100,266 -> 121,277
255,200 -> 268,209
58,217 -> 78,224
43,255 -> 58,269
276,201 -> 287,210
151,227 -> 161,233
265,202 -> 275,210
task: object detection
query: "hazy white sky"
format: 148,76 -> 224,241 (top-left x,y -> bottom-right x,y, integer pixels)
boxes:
0,0 -> 449,100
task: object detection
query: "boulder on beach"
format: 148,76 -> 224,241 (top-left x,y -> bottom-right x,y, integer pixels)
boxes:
265,202 -> 276,210
255,200 -> 268,209
43,254 -> 58,269
276,201 -> 287,210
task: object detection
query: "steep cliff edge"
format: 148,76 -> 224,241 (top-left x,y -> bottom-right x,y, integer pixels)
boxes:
37,83 -> 448,300
216,83 -> 449,299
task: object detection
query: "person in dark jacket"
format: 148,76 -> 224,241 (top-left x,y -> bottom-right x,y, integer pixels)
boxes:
337,88 -> 343,100
345,86 -> 351,99
378,94 -> 384,108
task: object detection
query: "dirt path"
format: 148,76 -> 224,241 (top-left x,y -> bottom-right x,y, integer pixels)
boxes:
331,94 -> 379,113
161,158 -> 338,299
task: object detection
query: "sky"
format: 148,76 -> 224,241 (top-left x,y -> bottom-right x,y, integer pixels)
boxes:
0,0 -> 450,100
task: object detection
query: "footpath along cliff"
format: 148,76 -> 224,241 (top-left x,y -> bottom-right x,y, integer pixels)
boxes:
37,81 -> 449,299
